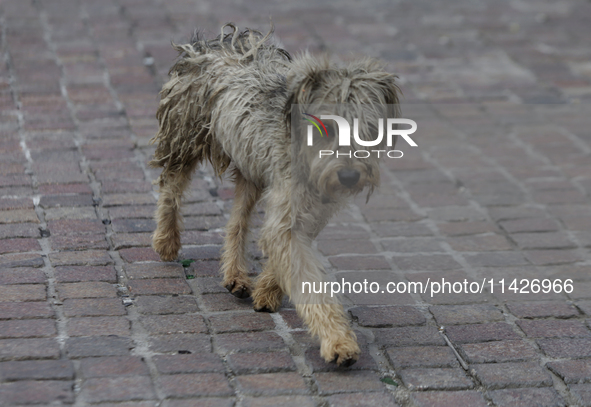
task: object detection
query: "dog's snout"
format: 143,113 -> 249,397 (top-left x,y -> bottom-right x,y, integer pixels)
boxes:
337,169 -> 360,188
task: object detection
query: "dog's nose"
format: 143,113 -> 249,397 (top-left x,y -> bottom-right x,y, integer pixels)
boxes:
337,169 -> 360,188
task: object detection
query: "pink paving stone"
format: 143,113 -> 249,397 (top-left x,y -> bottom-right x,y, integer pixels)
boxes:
411,391 -> 489,407
127,278 -> 192,295
119,247 -> 161,262
158,373 -> 233,398
0,238 -> 41,254
0,284 -> 47,302
0,302 -> 54,319
516,319 -> 591,338
235,372 -> 309,396
79,356 -> 150,378
56,281 -> 118,300
140,314 -> 208,334
506,301 -> 580,318
460,340 -> 538,363
0,268 -> 46,284
49,249 -> 114,266
0,380 -> 74,405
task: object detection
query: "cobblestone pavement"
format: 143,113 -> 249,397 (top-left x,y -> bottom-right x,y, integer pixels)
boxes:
2,0 -> 591,406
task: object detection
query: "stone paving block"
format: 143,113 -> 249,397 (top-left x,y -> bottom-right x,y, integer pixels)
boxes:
392,254 -> 462,271
517,319 -> 591,338
460,340 -> 538,364
140,314 -> 207,335
127,278 -> 191,295
315,370 -> 384,395
524,249 -> 583,266
49,249 -> 114,266
124,262 -> 184,279
216,332 -> 286,354
0,284 -> 46,302
471,362 -> 553,389
235,372 -> 309,396
54,265 -> 117,283
119,247 -> 161,263
447,234 -> 512,251
0,238 -> 41,254
208,312 -> 275,333
66,316 -> 131,337
488,388 -> 564,407
66,336 -> 133,358
0,267 -> 46,284
0,209 -> 39,224
507,301 -> 580,319
49,234 -> 109,251
411,391 -> 489,407
0,252 -> 44,268
0,223 -> 39,239
62,298 -> 126,317
464,251 -> 529,267
165,399 -> 233,407
547,359 -> 591,384
0,359 -> 74,381
499,218 -> 561,233
537,337 -> 591,358
227,351 -> 297,375
0,380 -> 74,405
200,293 -> 254,312
386,346 -> 458,369
80,356 -> 150,378
153,353 -> 225,374
327,392 -> 399,407
0,301 -> 54,319
242,395 -> 316,407
149,334 -> 211,354
134,295 -> 199,315
0,319 -> 57,338
328,255 -> 391,270
375,326 -> 445,347
445,323 -> 520,344
0,338 -> 60,361
399,367 -> 473,391
430,304 -> 504,325
111,232 -> 153,249
57,281 -> 117,300
570,383 -> 591,406
349,305 -> 425,327
158,373 -> 233,398
80,376 -> 156,403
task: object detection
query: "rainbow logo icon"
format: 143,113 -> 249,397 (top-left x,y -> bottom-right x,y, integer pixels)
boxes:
303,113 -> 329,137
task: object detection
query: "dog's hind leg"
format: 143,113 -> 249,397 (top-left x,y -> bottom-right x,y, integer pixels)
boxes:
153,161 -> 198,262
220,169 -> 261,299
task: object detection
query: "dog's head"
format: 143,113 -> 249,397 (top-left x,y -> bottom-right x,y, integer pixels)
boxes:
286,54 -> 401,203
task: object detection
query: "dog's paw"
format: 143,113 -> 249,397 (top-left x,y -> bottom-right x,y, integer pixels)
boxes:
152,231 -> 181,262
251,287 -> 283,313
224,279 -> 252,299
320,334 -> 360,367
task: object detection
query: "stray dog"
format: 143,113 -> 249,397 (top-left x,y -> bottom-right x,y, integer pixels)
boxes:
150,24 -> 400,366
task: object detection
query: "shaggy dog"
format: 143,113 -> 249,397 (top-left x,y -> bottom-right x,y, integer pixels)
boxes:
150,24 -> 400,366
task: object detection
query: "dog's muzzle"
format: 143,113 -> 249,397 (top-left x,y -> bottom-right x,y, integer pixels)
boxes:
337,169 -> 360,188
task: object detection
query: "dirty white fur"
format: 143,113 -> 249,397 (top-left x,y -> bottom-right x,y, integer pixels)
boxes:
150,23 -> 400,366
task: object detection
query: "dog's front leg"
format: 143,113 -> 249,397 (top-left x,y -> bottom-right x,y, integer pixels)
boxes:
259,190 -> 360,366
288,232 -> 360,367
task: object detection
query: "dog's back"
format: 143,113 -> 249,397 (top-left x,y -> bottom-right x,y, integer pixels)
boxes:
150,24 -> 291,185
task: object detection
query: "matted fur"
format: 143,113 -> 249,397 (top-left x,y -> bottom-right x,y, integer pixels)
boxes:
150,23 -> 401,366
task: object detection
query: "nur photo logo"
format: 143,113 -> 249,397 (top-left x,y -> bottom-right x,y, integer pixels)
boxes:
303,112 -> 418,158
